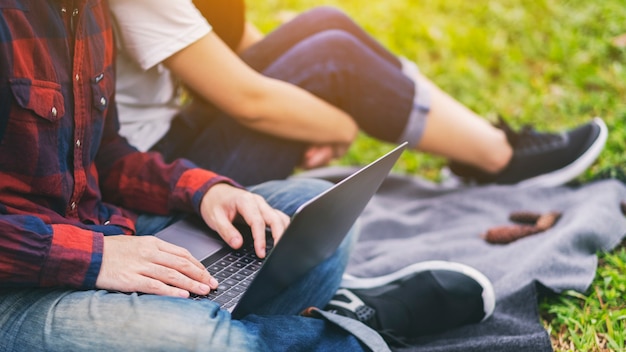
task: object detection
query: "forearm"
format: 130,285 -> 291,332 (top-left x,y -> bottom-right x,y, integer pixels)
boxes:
233,78 -> 358,144
165,33 -> 358,145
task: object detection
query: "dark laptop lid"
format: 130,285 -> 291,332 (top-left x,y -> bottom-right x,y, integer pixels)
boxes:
232,142 -> 407,318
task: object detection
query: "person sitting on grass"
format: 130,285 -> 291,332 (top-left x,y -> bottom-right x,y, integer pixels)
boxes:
110,0 -> 608,187
0,1 -> 495,350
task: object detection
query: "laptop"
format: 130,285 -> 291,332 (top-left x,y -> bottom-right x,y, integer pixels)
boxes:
155,142 -> 407,319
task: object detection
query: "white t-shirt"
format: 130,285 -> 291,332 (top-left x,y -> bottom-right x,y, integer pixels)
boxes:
109,0 -> 212,151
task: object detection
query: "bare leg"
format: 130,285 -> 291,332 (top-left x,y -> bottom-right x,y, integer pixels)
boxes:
415,74 -> 512,174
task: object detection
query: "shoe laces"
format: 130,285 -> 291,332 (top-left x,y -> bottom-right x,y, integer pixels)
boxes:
327,289 -> 378,326
497,116 -> 564,153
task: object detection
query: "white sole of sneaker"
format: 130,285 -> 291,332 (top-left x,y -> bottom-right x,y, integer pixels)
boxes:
340,260 -> 496,321
516,117 -> 608,188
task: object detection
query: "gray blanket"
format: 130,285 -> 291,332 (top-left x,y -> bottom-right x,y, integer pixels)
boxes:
297,167 -> 626,352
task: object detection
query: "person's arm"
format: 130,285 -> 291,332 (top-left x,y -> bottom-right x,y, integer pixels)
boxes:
92,101 -> 289,297
0,201 -> 223,297
163,31 -> 358,146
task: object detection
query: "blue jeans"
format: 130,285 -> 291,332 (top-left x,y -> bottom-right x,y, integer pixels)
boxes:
151,6 -> 430,186
0,179 -> 387,351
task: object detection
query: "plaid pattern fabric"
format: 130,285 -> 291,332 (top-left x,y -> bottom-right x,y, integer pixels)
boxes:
0,0 -> 233,288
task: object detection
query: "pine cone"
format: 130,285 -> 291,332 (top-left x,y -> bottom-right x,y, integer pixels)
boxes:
483,210 -> 562,244
536,211 -> 562,230
509,211 -> 542,224
482,224 -> 540,244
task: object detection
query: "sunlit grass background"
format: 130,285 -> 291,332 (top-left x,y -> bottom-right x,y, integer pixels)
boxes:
247,1 -> 626,351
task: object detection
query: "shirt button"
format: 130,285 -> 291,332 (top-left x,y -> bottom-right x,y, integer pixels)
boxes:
61,7 -> 67,13
51,107 -> 57,117
100,97 -> 107,106
75,74 -> 80,81
72,8 -> 79,16
76,139 -> 81,147
70,202 -> 77,210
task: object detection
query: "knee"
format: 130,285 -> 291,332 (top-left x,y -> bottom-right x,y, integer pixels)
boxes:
249,178 -> 333,216
306,6 -> 353,25
270,178 -> 334,199
295,6 -> 363,41
304,30 -> 362,57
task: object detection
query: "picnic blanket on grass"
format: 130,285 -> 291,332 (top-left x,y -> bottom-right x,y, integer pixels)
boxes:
296,167 -> 626,352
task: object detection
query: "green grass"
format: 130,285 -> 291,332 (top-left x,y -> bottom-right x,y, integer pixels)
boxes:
248,1 -> 626,350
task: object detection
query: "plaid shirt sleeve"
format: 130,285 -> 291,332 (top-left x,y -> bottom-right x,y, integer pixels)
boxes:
0,216 -> 104,288
95,111 -> 237,216
0,0 -> 237,289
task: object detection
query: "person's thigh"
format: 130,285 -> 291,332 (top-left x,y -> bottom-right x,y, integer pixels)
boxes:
0,288 -> 366,352
241,6 -> 401,72
0,288 -> 261,351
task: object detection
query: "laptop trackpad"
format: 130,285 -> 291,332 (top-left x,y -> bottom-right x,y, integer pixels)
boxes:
155,217 -> 224,260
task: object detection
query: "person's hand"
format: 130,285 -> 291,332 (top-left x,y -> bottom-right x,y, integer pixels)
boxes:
301,145 -> 334,169
301,144 -> 350,169
199,183 -> 290,259
95,235 -> 218,297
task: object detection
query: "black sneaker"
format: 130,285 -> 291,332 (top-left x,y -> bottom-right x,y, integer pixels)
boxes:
325,261 -> 495,344
448,117 -> 608,187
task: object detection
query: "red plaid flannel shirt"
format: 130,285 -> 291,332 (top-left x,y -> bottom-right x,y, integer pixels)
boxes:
0,0 -> 234,289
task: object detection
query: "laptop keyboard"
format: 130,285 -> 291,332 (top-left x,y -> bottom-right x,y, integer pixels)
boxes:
190,238 -> 273,311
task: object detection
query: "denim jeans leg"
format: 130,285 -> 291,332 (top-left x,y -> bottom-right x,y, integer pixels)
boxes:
0,288 -> 374,351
